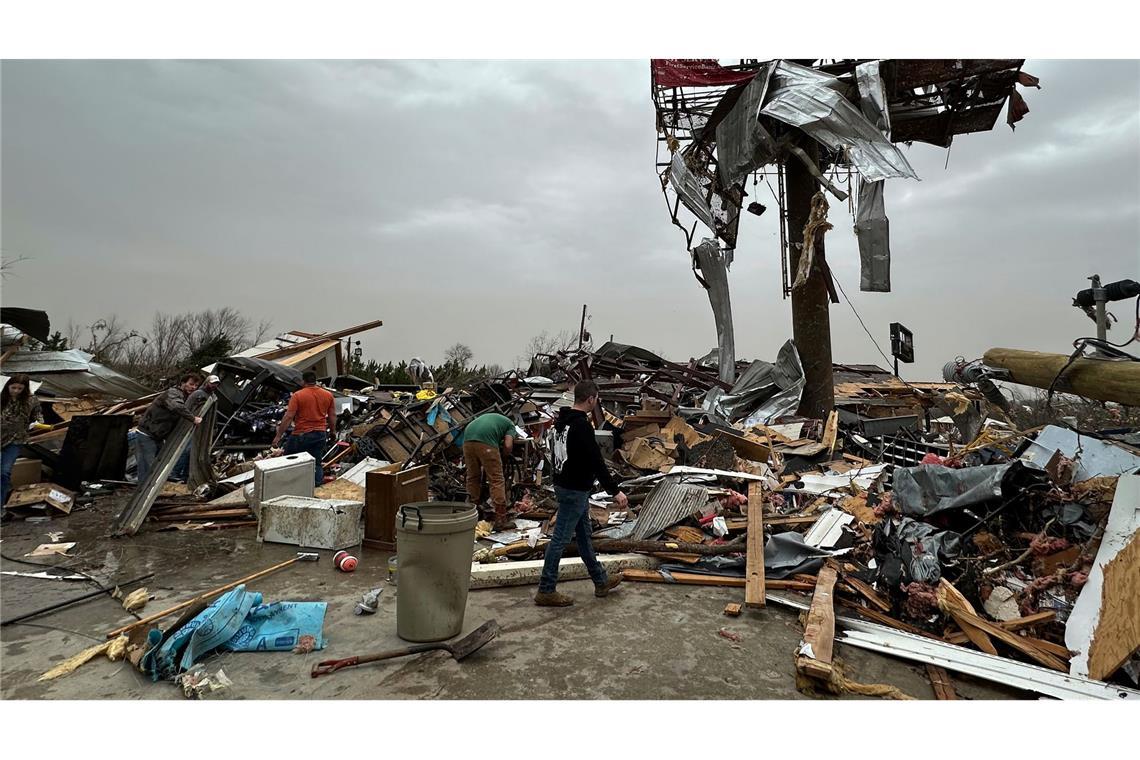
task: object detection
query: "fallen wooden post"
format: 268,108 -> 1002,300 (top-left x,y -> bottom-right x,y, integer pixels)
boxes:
795,562 -> 838,680
926,664 -> 958,700
622,568 -> 815,591
744,482 -> 766,608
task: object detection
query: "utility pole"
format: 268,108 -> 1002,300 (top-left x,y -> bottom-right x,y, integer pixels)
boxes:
785,142 -> 835,419
578,304 -> 588,349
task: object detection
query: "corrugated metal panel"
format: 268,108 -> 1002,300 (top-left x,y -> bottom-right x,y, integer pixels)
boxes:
2,349 -> 95,374
631,479 -> 710,540
3,350 -> 152,400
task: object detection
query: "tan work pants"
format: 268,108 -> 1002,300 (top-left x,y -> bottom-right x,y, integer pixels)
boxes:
463,441 -> 508,514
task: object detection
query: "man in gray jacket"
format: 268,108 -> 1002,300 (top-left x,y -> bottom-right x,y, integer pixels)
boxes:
134,372 -> 204,484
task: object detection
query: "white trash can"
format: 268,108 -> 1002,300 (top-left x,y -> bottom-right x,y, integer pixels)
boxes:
395,502 -> 478,642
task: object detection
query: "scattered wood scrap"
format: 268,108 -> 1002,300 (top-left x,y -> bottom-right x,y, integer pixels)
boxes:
744,482 -> 766,609
795,562 -> 838,681
724,602 -> 742,617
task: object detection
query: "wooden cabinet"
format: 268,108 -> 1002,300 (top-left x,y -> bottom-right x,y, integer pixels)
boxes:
364,464 -> 429,551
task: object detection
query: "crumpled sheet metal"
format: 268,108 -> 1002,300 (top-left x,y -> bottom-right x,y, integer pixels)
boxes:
856,178 -> 891,292
759,61 -> 918,183
693,239 -> 736,385
1020,425 -> 1140,482
703,339 -> 805,426
715,63 -> 778,188
669,153 -> 718,234
892,461 -> 1045,518
631,478 -> 710,540
854,60 -> 890,136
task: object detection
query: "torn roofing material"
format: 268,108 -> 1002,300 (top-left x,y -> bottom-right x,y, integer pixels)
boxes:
758,61 -> 918,183
703,339 -> 805,426
630,478 -> 710,540
2,349 -> 153,400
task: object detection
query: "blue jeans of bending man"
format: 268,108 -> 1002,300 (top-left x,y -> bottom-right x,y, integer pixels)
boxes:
538,486 -> 608,593
1,443 -> 22,505
133,431 -> 161,484
284,430 -> 327,486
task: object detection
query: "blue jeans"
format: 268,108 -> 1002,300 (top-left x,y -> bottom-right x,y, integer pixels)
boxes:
284,431 -> 327,486
1,443 -> 22,505
171,440 -> 192,482
538,486 -> 607,593
134,431 -> 161,484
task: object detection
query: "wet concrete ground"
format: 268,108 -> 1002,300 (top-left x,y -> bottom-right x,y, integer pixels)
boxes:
1,495 -> 1024,700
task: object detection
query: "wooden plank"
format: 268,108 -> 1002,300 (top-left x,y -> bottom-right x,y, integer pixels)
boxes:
622,569 -> 815,591
837,598 -> 936,638
724,602 -> 742,617
926,664 -> 958,700
1087,532 -> 1140,680
1002,610 -> 1056,631
744,482 -> 766,608
795,563 -> 838,680
840,576 -> 892,613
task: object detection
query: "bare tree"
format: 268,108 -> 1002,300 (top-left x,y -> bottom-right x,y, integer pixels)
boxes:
0,253 -> 29,279
443,342 -> 474,368
516,329 -> 581,369
75,315 -> 143,365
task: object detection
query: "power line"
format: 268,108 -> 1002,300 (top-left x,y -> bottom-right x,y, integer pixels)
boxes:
830,270 -> 919,392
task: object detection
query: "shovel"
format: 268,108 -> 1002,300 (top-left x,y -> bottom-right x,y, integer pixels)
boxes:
310,619 -> 501,678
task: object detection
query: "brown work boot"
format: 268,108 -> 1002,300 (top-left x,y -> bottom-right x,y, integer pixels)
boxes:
534,591 -> 574,607
595,572 -> 624,597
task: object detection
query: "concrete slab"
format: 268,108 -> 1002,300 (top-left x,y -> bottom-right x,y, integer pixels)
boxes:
0,494 -> 1026,700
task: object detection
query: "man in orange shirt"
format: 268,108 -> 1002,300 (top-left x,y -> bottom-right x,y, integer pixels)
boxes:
271,370 -> 337,486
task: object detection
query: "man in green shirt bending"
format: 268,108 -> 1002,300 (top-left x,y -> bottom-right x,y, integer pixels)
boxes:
463,412 -> 517,530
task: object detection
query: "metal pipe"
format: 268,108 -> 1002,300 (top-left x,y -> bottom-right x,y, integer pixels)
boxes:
0,572 -> 155,627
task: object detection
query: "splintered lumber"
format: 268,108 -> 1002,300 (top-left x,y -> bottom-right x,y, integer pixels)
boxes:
983,347 -> 1140,406
744,482 -> 766,608
795,563 -> 838,680
822,410 -> 839,456
836,599 -> 938,638
938,580 -> 1068,671
152,509 -> 252,521
937,580 -> 998,655
622,569 -> 815,591
926,664 -> 958,700
724,603 -> 743,617
840,575 -> 892,613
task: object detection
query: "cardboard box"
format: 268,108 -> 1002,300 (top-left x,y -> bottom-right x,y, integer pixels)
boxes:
10,458 -> 43,488
5,483 -> 75,515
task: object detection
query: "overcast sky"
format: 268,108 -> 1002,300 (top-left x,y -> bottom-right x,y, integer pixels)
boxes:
2,59 -> 1137,379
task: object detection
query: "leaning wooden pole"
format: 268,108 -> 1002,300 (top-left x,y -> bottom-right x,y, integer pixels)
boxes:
983,348 -> 1140,406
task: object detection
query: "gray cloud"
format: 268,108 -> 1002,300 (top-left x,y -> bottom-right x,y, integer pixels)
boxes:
2,59 -> 1137,380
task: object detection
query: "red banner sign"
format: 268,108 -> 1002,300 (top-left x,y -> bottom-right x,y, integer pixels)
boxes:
650,59 -> 758,87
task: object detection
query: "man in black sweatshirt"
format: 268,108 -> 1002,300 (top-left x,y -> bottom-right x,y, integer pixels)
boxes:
535,380 -> 629,607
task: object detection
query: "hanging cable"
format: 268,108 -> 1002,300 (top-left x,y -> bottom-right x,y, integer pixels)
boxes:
831,273 -> 920,392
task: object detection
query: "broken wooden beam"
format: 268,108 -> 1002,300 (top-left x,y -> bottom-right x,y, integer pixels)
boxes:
795,562 -> 838,680
744,482 -> 766,608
